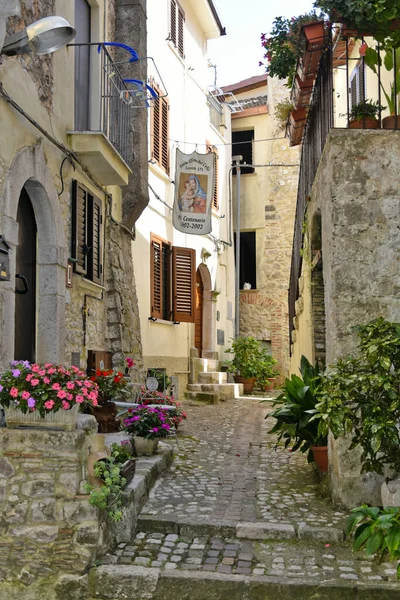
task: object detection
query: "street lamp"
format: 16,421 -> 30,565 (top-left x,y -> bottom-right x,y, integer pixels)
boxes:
1,16 -> 75,56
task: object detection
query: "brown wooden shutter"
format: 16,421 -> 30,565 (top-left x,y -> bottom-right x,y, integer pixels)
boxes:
178,7 -> 185,58
170,0 -> 177,46
89,195 -> 103,285
213,152 -> 218,209
150,235 -> 163,319
161,97 -> 169,174
71,180 -> 88,275
172,246 -> 196,323
151,95 -> 161,164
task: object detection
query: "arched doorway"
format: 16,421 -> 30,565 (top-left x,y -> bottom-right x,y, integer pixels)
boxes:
14,188 -> 37,362
195,269 -> 204,355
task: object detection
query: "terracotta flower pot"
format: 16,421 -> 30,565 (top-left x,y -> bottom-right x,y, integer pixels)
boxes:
303,21 -> 325,47
233,376 -> 256,394
349,117 -> 380,129
311,445 -> 328,473
382,115 -> 400,130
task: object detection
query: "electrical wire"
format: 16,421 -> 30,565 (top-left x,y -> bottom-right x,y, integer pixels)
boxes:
147,133 -> 287,148
148,183 -> 173,210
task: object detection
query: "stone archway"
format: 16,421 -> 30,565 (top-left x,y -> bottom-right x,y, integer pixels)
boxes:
196,263 -> 214,358
0,145 -> 67,369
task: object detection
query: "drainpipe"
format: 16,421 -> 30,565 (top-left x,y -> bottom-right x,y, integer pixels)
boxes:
232,155 -> 242,339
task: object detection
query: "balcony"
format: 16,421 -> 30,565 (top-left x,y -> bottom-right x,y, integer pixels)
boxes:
288,24 -> 400,344
68,43 -> 132,186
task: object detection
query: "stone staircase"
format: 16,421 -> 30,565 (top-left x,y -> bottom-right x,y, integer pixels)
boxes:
184,357 -> 243,404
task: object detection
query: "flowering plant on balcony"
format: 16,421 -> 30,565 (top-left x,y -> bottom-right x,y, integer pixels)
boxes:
0,361 -> 99,416
260,12 -> 324,86
123,405 -> 173,439
90,357 -> 135,404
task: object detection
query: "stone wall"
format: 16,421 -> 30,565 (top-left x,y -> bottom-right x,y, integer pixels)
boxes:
305,129 -> 400,507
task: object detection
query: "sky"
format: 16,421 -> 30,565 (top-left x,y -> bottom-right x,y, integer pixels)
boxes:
207,0 -> 314,88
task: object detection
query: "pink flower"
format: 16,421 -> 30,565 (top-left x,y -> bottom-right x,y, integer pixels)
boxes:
38,370 -> 46,376
76,395 -> 84,403
52,383 -> 61,391
26,374 -> 33,382
81,387 -> 88,397
30,378 -> 39,386
44,400 -> 55,409
359,42 -> 368,57
21,391 -> 30,400
44,363 -> 52,368
57,390 -> 67,399
47,368 -> 56,374
92,398 -> 98,407
31,364 -> 40,372
66,381 -> 75,390
88,391 -> 97,401
126,357 -> 135,369
43,377 -> 50,384
62,400 -> 70,410
10,387 -> 19,398
83,380 -> 92,388
67,393 -> 73,401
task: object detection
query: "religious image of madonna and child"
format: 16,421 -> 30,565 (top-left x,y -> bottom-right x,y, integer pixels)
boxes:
178,174 -> 208,214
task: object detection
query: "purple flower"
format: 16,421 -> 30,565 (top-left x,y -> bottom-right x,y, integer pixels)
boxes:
152,427 -> 159,433
22,360 -> 31,369
27,397 -> 36,408
0,384 -> 2,392
12,369 -> 21,377
161,423 -> 170,430
10,360 -> 19,367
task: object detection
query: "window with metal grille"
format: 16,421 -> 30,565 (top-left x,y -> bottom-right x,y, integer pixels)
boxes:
206,142 -> 218,210
150,233 -> 196,322
71,180 -> 103,284
232,130 -> 255,174
349,61 -> 365,108
150,82 -> 169,174
169,0 -> 185,58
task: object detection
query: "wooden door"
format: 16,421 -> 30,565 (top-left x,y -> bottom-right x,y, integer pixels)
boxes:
14,188 -> 37,363
195,270 -> 203,355
74,0 -> 91,130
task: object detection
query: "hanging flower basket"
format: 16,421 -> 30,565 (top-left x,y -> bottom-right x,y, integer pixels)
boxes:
288,107 -> 307,146
291,74 -> 315,109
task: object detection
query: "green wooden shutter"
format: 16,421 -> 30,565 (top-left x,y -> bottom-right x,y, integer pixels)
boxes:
71,180 -> 88,276
172,246 -> 196,323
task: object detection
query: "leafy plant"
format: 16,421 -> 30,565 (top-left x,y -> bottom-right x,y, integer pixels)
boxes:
346,504 -> 400,576
274,99 -> 294,131
123,405 -> 173,439
348,99 -> 385,121
256,348 -> 279,388
364,46 -> 400,115
225,336 -> 263,379
260,12 -> 324,86
264,355 -> 326,462
85,457 -> 127,522
314,0 -> 400,50
314,318 -> 400,474
109,440 -> 135,463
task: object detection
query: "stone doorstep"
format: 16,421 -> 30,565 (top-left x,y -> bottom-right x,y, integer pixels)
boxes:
137,516 -> 345,544
87,565 -> 400,600
198,372 -> 227,384
184,391 -> 219,405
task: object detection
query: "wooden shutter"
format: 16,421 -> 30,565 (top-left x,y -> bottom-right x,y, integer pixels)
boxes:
178,6 -> 185,58
170,0 -> 177,46
350,63 -> 365,107
88,195 -> 103,285
161,97 -> 169,174
172,246 -> 196,323
150,235 -> 163,319
207,143 -> 218,210
71,180 -> 88,275
151,94 -> 161,165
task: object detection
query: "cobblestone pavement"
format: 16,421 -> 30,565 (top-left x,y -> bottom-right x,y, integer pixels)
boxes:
111,532 -> 398,583
140,399 -> 347,530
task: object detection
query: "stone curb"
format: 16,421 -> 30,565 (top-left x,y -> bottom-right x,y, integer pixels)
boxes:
88,565 -> 400,600
137,515 -> 345,544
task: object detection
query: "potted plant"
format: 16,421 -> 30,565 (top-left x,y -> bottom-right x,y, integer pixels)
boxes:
138,392 -> 187,429
88,357 -> 135,433
109,440 -> 136,484
256,349 -> 279,391
122,405 -> 173,455
347,99 -> 384,129
363,45 -> 400,129
85,455 -> 128,522
260,11 -> 325,88
263,355 -> 328,471
0,361 -> 99,430
312,318 -> 400,476
225,336 -> 263,394
288,106 -> 307,146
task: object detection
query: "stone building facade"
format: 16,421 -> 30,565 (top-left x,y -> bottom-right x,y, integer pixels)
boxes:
0,0 -> 145,375
222,76 -> 300,379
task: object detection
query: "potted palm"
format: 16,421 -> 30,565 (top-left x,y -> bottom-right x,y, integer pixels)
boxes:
225,336 -> 263,394
263,355 -> 328,472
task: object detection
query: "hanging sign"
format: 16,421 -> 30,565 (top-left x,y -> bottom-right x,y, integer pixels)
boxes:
173,149 -> 215,235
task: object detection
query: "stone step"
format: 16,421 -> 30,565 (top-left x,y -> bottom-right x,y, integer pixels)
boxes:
184,391 -> 219,404
92,532 -> 400,599
185,383 -> 243,401
198,371 -> 227,384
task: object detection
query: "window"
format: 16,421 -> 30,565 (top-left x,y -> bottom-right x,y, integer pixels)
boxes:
170,0 -> 185,58
350,61 -> 365,107
151,82 -> 169,174
232,130 -> 254,174
234,231 -> 256,290
71,180 -> 103,284
150,234 -> 196,322
206,142 -> 218,210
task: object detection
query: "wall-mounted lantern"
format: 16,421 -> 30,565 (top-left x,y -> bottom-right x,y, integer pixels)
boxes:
0,236 -> 10,281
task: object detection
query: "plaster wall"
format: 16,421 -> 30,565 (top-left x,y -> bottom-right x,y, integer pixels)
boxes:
133,0 -> 235,386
